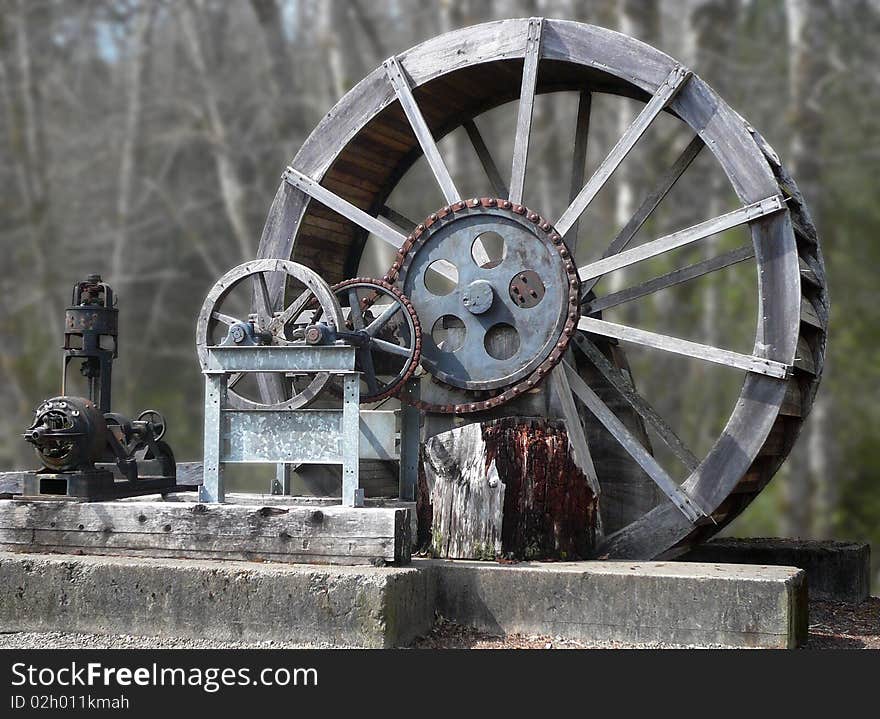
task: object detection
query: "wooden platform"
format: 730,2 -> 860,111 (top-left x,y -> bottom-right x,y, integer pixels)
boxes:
0,497 -> 411,566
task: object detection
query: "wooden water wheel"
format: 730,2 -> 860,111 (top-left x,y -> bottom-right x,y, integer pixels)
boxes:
255,18 -> 827,559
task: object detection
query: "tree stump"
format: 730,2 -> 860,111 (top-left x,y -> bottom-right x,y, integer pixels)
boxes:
423,418 -> 600,560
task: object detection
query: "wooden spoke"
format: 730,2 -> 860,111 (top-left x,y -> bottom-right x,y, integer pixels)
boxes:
366,302 -> 401,336
211,311 -> 239,327
571,333 -> 700,472
586,244 -> 755,314
565,90 -> 592,251
372,338 -> 412,358
562,361 -> 705,523
348,288 -> 366,330
555,65 -> 691,238
253,271 -> 274,325
283,166 -> 407,252
549,365 -> 600,494
272,287 -> 313,330
509,17 -> 543,205
463,120 -> 508,198
379,205 -> 417,232
577,195 -> 784,282
580,136 -> 704,297
577,316 -> 790,379
383,55 -> 460,204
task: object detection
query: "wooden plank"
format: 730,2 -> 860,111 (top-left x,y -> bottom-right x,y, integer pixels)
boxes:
585,244 -> 755,314
549,365 -> 600,494
571,334 -> 700,472
283,166 -> 407,252
562,362 -> 704,523
0,499 -> 410,565
555,65 -> 692,238
580,136 -> 704,297
800,295 -> 824,329
577,195 -> 785,283
380,205 -> 418,232
383,55 -> 460,204
578,316 -> 791,379
509,17 -> 543,204
565,89 -> 592,250
463,119 -> 508,198
793,335 -> 817,375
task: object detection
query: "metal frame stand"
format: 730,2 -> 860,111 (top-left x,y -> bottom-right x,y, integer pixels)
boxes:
200,346 -> 420,508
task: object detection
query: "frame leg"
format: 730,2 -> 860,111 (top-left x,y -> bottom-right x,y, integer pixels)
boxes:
341,373 -> 363,507
199,373 -> 226,503
398,379 -> 420,501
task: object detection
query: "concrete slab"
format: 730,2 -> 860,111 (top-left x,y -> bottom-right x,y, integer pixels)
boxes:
0,552 -> 434,648
424,559 -> 808,648
0,552 -> 808,648
682,538 -> 871,603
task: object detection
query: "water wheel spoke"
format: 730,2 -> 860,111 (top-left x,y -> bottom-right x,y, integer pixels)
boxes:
348,288 -> 366,330
556,65 -> 692,238
273,287 -> 314,331
562,360 -> 705,523
463,119 -> 508,198
571,333 -> 700,472
586,244 -> 755,314
283,166 -> 407,252
252,271 -> 275,325
577,195 -> 785,283
565,89 -> 592,250
549,365 -> 599,494
379,205 -> 417,232
509,17 -> 543,205
366,302 -> 402,337
383,55 -> 460,204
577,316 -> 790,378
580,136 -> 704,298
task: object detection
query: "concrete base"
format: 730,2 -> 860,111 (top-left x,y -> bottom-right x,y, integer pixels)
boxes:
682,538 -> 871,603
0,551 -> 808,648
426,559 -> 807,649
0,552 -> 434,648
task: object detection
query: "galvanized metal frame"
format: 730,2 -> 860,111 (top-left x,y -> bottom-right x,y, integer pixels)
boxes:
200,346 -> 419,508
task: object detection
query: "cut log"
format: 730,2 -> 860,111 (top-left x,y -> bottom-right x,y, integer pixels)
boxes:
424,418 -> 600,560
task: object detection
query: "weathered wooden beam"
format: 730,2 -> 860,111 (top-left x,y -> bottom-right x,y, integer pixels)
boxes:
562,362 -> 704,523
549,365 -> 600,494
577,195 -> 784,282
577,316 -> 790,379
509,16 -> 543,205
283,166 -> 407,250
463,120 -> 508,198
580,136 -> 704,297
383,55 -> 460,204
571,334 -> 700,472
556,65 -> 692,238
585,244 -> 755,314
0,499 -> 411,566
379,205 -> 418,232
565,89 -> 592,251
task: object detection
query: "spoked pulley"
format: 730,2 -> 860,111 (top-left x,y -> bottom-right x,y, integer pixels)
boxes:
195,259 -> 344,410
328,278 -> 421,404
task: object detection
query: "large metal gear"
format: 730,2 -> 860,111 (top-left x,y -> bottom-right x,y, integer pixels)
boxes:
384,198 -> 580,414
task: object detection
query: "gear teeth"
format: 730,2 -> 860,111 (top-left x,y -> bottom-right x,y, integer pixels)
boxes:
376,199 -> 580,414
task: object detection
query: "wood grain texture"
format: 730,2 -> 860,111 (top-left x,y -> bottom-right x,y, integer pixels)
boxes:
0,499 -> 411,565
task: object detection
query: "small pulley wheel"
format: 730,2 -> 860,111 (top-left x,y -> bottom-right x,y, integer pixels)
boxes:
330,278 -> 421,404
136,409 -> 167,441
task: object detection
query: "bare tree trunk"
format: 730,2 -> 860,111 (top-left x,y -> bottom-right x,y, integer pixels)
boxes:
179,1 -> 253,261
783,0 -> 832,538
111,2 -> 154,287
